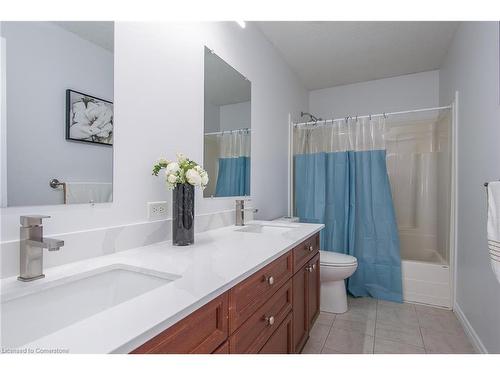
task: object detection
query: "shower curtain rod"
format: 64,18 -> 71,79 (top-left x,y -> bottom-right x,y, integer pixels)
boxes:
204,128 -> 251,136
292,105 -> 452,127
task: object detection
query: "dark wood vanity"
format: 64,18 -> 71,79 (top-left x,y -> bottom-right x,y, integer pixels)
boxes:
131,232 -> 320,354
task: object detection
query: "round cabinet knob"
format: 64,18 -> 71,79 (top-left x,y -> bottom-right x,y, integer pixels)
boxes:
306,266 -> 312,273
312,264 -> 316,270
265,316 -> 275,326
308,245 -> 314,252
267,276 -> 275,285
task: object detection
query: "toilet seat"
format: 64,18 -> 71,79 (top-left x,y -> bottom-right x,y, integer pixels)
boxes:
320,250 -> 357,267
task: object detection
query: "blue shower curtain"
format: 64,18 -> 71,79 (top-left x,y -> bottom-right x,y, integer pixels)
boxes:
295,150 -> 403,302
215,156 -> 250,197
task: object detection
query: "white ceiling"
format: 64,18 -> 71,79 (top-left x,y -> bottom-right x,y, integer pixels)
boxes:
204,47 -> 251,106
255,21 -> 459,90
52,21 -> 114,52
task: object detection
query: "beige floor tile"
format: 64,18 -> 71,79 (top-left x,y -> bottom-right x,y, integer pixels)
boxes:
334,316 -> 376,336
375,321 -> 424,347
377,305 -> 419,327
301,340 -> 323,354
323,327 -> 374,354
321,347 -> 348,354
377,299 -> 416,312
348,296 -> 377,308
315,312 -> 336,327
337,305 -> 377,322
414,304 -> 453,317
421,327 -> 476,354
374,338 -> 425,354
416,310 -> 464,334
308,323 -> 331,348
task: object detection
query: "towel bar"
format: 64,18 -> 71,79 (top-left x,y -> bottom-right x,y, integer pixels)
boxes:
484,181 -> 500,187
49,178 -> 67,204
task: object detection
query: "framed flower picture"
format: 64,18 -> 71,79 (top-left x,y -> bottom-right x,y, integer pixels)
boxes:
65,89 -> 113,146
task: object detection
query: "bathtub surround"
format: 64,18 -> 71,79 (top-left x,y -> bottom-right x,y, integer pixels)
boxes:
439,21 -> 500,353
0,22 -> 307,257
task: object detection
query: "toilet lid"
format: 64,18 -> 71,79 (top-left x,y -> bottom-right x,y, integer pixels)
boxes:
320,250 -> 357,266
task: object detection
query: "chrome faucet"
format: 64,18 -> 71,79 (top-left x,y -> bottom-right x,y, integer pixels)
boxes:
235,199 -> 258,226
18,215 -> 64,282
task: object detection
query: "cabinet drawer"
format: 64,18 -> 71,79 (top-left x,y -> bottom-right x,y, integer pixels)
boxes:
258,312 -> 293,354
131,293 -> 228,354
229,251 -> 293,333
229,280 -> 292,354
293,233 -> 320,271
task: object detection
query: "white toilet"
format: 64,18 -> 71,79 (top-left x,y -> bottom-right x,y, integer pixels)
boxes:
320,250 -> 358,314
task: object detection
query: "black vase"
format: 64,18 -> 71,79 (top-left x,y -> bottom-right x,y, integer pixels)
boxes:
172,183 -> 195,246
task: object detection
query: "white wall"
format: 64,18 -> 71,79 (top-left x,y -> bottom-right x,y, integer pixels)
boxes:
1,22 -> 113,206
0,22 -> 307,243
439,21 -> 500,353
309,70 -> 440,120
220,101 -> 251,131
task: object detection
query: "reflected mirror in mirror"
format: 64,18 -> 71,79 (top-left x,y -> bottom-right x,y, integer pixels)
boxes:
0,21 -> 114,207
203,46 -> 251,198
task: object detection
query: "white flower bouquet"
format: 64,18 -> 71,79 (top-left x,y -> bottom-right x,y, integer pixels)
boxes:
152,153 -> 209,190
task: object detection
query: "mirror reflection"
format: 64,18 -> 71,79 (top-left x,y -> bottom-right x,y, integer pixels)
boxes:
203,46 -> 251,198
0,21 -> 114,207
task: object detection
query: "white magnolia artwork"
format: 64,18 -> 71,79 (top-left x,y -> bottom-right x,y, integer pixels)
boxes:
66,89 -> 113,145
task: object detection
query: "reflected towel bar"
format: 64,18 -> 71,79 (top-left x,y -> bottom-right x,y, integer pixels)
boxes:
49,178 -> 67,204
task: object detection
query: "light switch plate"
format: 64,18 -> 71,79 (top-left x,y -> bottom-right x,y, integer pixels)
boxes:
147,201 -> 168,220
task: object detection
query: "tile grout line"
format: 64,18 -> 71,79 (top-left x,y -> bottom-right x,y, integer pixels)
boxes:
373,299 -> 379,354
320,312 -> 337,353
415,304 -> 429,353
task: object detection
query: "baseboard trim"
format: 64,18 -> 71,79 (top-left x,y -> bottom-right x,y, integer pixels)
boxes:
454,303 -> 488,353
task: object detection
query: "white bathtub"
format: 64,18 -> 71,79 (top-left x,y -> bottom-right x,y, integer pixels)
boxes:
400,231 -> 452,308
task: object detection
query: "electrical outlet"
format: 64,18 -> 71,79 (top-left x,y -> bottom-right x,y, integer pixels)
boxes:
147,201 -> 168,220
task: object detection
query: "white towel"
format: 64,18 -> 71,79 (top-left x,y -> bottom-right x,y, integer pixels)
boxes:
66,182 -> 112,204
487,181 -> 500,283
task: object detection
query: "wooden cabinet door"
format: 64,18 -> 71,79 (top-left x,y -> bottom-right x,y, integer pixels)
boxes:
292,264 -> 308,353
213,341 -> 229,354
258,312 -> 293,354
307,253 -> 321,327
131,293 -> 228,354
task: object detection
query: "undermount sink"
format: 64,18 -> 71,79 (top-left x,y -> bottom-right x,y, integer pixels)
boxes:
1,264 -> 180,349
235,223 -> 298,234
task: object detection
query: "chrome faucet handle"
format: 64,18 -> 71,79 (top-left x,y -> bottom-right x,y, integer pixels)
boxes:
20,215 -> 51,227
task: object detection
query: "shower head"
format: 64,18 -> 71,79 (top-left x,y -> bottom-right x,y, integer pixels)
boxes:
300,111 -> 322,123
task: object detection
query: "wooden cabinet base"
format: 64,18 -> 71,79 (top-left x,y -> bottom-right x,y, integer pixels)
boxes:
130,233 -> 320,355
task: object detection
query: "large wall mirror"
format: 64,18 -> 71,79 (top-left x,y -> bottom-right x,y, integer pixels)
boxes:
203,46 -> 251,198
0,21 -> 114,207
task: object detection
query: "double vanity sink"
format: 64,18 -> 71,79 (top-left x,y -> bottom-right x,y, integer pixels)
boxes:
1,221 -> 322,353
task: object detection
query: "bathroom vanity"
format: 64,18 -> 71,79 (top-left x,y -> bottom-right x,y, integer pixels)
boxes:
131,230 -> 320,354
1,221 -> 323,353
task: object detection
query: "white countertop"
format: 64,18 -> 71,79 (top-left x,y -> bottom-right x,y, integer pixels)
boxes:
1,221 -> 323,354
